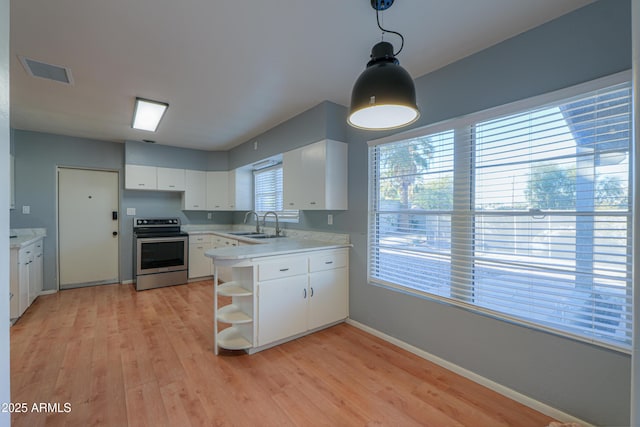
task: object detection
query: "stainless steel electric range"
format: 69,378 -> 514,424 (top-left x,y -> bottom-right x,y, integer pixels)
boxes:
133,217 -> 189,291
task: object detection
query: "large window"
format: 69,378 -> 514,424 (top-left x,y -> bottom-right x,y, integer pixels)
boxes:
368,74 -> 632,350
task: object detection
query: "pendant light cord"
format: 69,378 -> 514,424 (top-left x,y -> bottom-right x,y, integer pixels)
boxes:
376,7 -> 404,56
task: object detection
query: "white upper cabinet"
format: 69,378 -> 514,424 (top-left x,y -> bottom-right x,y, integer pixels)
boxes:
283,139 -> 348,210
228,168 -> 253,211
205,169 -> 252,211
206,171 -> 229,210
182,170 -> 207,210
125,164 -> 157,190
156,167 -> 186,191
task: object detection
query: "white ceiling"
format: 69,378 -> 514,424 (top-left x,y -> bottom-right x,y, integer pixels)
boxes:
10,0 -> 594,151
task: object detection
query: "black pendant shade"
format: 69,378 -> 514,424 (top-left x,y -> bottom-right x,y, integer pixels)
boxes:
348,41 -> 419,130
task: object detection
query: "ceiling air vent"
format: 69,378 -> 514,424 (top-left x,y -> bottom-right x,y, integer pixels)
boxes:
19,56 -> 74,85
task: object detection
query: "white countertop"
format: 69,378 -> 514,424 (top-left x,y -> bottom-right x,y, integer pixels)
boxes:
184,228 -> 270,245
9,228 -> 47,249
183,225 -> 351,249
205,238 -> 351,261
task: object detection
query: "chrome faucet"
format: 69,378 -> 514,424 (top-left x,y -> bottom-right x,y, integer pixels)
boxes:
262,211 -> 281,237
243,210 -> 261,233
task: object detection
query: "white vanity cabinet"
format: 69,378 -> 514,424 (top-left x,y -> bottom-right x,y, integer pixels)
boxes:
213,247 -> 349,354
283,139 -> 348,210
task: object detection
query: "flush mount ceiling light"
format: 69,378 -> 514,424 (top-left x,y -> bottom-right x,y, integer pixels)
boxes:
132,97 -> 169,132
348,0 -> 420,131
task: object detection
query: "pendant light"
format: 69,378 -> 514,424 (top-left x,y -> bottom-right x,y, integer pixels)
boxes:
348,0 -> 419,130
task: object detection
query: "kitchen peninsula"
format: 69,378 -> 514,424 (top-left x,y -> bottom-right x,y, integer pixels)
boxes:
205,233 -> 351,355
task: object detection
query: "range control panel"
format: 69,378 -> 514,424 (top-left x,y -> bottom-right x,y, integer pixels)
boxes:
134,218 -> 181,227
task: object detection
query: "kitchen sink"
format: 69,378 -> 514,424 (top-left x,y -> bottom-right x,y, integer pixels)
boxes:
249,234 -> 286,239
227,231 -> 264,236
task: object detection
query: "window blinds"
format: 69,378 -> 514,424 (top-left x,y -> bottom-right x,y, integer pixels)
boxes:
254,165 -> 298,220
368,76 -> 632,350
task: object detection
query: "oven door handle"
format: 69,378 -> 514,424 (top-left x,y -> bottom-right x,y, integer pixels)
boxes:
136,236 -> 187,243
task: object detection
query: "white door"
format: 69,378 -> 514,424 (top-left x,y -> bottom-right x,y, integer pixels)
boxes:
58,168 -> 119,288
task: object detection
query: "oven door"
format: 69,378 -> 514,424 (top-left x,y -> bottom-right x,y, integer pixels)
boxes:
136,235 -> 188,276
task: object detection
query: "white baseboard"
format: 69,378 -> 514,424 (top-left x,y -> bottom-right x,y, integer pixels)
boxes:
38,290 -> 57,296
121,280 -> 135,285
346,319 -> 593,427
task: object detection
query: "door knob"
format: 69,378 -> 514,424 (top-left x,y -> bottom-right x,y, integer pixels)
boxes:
112,231 -> 118,236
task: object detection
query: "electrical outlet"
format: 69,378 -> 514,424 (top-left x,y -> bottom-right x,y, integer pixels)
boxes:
126,208 -> 136,216
327,214 -> 333,225
22,205 -> 30,214
207,212 -> 212,219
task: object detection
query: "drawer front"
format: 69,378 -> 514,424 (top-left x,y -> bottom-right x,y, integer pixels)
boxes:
190,234 -> 212,244
309,250 -> 348,272
213,236 -> 238,247
258,257 -> 307,281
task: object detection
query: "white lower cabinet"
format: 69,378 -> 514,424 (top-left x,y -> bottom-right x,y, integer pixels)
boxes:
256,256 -> 309,347
308,267 -> 348,330
188,235 -> 213,279
214,248 -> 349,354
10,238 -> 44,322
29,241 -> 44,306
188,234 -> 241,281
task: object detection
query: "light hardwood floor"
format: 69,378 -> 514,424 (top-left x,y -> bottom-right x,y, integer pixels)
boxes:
10,281 -> 556,427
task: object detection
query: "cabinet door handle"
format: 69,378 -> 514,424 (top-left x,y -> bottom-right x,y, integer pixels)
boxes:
310,287 -> 314,297
310,201 -> 317,205
324,261 -> 333,265
303,288 -> 307,299
279,268 -> 289,272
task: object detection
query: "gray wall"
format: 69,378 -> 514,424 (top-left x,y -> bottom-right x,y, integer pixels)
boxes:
227,1 -> 632,425
9,132 -> 234,290
228,101 -> 347,169
125,140 -> 229,170
343,1 -> 631,426
1,0 -> 11,422
7,0 -> 632,424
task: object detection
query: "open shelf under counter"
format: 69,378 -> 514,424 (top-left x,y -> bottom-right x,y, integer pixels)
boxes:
217,281 -> 253,297
217,327 -> 253,351
217,304 -> 252,324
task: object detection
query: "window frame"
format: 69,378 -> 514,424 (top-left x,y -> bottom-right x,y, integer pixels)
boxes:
367,70 -> 633,352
